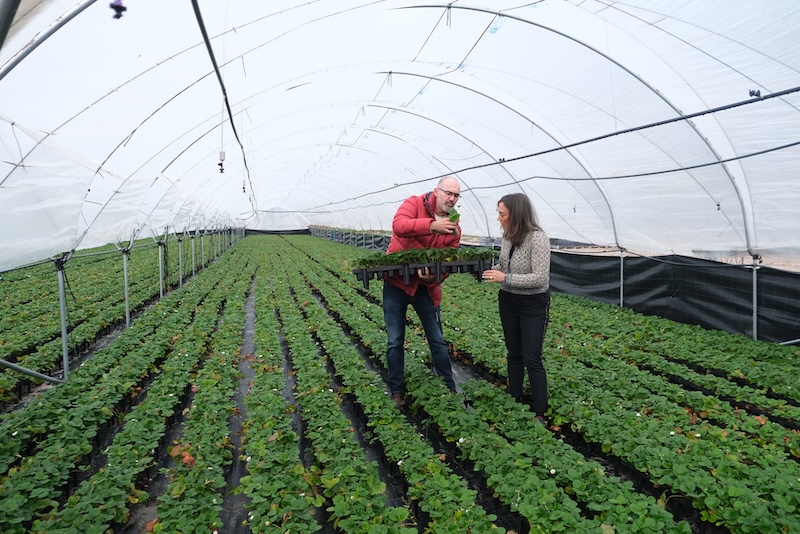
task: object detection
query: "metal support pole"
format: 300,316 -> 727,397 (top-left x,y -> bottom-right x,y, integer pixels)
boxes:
158,243 -> 165,298
123,250 -> 131,328
191,236 -> 196,276
619,249 -> 625,307
0,0 -> 22,53
56,265 -> 70,380
178,238 -> 183,288
751,256 -> 760,341
0,358 -> 61,384
201,234 -> 205,269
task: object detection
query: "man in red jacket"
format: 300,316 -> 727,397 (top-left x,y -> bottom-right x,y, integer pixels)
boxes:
384,175 -> 461,408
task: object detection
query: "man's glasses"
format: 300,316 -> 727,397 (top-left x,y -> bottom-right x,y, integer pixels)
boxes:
439,188 -> 461,200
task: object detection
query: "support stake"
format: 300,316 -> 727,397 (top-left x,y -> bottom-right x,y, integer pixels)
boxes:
751,255 -> 760,340
55,258 -> 70,380
123,249 -> 131,328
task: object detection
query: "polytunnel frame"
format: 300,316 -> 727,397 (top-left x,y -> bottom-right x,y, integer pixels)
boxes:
365,76 -> 613,241
409,4 -> 756,255
281,6 -> 764,256
0,4 -> 249,266
175,2 -> 624,241
309,88 -> 799,342
0,0 -> 21,53
391,6 -> 800,342
0,0 -> 96,83
0,0 -> 260,250
1,1 -> 750,249
288,95 -> 599,238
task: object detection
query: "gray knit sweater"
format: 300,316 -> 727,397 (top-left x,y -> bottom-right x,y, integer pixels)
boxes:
493,229 -> 550,295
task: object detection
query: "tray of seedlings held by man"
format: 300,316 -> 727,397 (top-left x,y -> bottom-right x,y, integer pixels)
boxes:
351,247 -> 497,289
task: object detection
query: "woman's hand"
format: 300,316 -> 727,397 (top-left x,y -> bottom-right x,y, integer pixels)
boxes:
481,269 -> 505,283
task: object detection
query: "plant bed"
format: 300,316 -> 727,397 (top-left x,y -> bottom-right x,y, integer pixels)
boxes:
9,235 -> 800,533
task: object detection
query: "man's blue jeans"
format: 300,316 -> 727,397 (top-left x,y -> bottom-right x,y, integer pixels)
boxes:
383,282 -> 456,394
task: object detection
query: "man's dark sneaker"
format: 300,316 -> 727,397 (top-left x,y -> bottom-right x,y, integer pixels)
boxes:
391,392 -> 405,408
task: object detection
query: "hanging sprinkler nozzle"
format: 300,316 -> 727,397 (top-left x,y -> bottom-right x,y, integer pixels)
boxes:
109,0 -> 127,19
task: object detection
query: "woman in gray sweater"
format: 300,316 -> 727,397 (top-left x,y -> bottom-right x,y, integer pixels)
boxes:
481,193 -> 551,421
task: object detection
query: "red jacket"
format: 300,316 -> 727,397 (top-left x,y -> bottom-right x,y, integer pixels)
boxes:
385,191 -> 461,306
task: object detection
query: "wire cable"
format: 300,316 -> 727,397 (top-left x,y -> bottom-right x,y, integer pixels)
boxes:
190,0 -> 257,211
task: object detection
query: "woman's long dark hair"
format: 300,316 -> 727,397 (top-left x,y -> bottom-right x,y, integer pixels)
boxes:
499,193 -> 542,246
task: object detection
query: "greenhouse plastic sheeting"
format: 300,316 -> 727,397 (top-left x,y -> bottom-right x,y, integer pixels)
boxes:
2,1 -> 800,273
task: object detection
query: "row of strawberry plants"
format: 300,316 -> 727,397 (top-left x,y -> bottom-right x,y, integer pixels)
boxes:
0,312 -> 187,529
281,235 -> 800,532
29,296 -> 222,532
0,243 -> 238,466
152,258 -> 256,533
620,348 -> 800,456
0,252 -> 174,403
236,248 -> 323,533
0,247 -> 245,530
296,263 -> 589,533
560,296 -> 800,402
297,250 -> 684,533
547,355 -> 797,532
558,351 -> 798,522
461,379 -> 689,533
554,330 -> 800,459
0,247 -> 118,313
630,344 -> 799,423
275,246 -> 503,533
1,243 -> 166,358
398,334 -> 687,534
32,248 -> 253,532
0,295 -> 190,474
0,234 -> 223,402
438,277 -> 799,459
0,233 -> 211,314
552,296 -> 800,422
272,250 -> 422,533
437,287 -> 799,532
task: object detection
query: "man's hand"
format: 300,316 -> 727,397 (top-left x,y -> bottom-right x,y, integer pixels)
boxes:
417,266 -> 436,282
430,219 -> 458,234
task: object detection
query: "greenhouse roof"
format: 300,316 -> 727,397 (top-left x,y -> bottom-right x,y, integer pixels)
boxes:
1,0 -> 799,272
